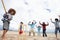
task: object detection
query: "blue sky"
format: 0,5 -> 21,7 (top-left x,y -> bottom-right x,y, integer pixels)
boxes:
0,0 -> 60,32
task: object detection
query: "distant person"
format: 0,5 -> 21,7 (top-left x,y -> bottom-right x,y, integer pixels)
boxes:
50,18 -> 60,38
28,20 -> 37,36
19,22 -> 24,35
36,23 -> 41,36
18,22 -> 27,35
39,22 -> 49,37
1,8 -> 16,39
18,22 -> 27,40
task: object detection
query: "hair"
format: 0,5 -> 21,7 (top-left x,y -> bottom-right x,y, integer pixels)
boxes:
32,22 -> 34,24
20,22 -> 23,24
42,22 -> 45,24
8,8 -> 16,15
55,18 -> 58,21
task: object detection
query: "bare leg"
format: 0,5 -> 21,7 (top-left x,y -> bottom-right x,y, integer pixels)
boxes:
2,30 -> 8,39
29,32 -> 31,36
55,34 -> 57,38
33,32 -> 35,36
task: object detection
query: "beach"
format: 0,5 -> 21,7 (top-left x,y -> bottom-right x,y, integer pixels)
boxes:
0,31 -> 60,40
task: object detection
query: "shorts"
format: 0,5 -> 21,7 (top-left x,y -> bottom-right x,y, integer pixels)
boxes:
19,30 -> 23,34
3,21 -> 9,30
29,28 -> 35,33
55,27 -> 60,34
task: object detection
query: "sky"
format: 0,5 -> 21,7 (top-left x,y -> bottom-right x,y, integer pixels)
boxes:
0,0 -> 60,32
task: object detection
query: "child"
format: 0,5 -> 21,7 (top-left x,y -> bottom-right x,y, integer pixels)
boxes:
28,20 -> 37,36
1,8 -> 16,39
39,22 -> 49,37
18,22 -> 27,35
36,24 -> 41,36
18,22 -> 27,40
50,18 -> 60,38
19,22 -> 24,35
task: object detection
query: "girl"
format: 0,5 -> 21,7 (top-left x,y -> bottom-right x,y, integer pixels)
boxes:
18,22 -> 27,40
19,22 -> 24,35
1,8 -> 16,39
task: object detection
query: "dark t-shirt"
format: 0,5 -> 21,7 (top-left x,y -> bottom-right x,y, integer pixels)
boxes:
41,24 -> 47,30
20,25 -> 22,30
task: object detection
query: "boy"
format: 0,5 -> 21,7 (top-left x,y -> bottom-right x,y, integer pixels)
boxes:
28,20 -> 37,36
39,22 -> 49,37
36,24 -> 41,36
50,18 -> 60,38
1,8 -> 16,39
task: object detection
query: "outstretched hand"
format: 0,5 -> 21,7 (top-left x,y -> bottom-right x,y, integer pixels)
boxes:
39,21 -> 40,23
50,18 -> 52,20
47,22 -> 49,25
59,15 -> 60,17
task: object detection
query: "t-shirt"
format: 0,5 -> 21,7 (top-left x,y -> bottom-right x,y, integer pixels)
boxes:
20,25 -> 22,30
2,13 -> 13,22
51,20 -> 60,28
7,13 -> 12,20
28,22 -> 36,29
41,24 -> 47,30
37,26 -> 41,30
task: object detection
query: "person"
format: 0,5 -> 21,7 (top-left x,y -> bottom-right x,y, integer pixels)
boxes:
1,8 -> 16,39
36,24 -> 41,36
39,22 -> 49,37
19,22 -> 24,35
18,22 -> 27,40
28,20 -> 37,36
18,22 -> 27,35
50,18 -> 60,38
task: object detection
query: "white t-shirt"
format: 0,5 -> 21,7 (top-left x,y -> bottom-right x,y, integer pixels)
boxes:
2,13 -> 13,21
7,13 -> 13,20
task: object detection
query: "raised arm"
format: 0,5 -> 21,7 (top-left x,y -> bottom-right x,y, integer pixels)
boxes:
33,20 -> 37,24
28,21 -> 31,25
46,22 -> 49,26
58,15 -> 60,22
39,21 -> 42,25
50,18 -> 55,23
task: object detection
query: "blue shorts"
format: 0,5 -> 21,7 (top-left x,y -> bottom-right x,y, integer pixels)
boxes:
55,27 -> 60,34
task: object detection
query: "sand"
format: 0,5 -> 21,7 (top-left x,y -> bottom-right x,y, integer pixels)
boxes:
0,31 -> 60,40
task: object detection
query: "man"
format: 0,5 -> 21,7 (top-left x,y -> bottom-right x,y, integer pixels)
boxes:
39,22 -> 49,37
50,17 -> 60,38
28,20 -> 37,36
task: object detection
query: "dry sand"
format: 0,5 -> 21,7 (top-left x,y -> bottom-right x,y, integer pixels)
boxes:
0,31 -> 60,40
